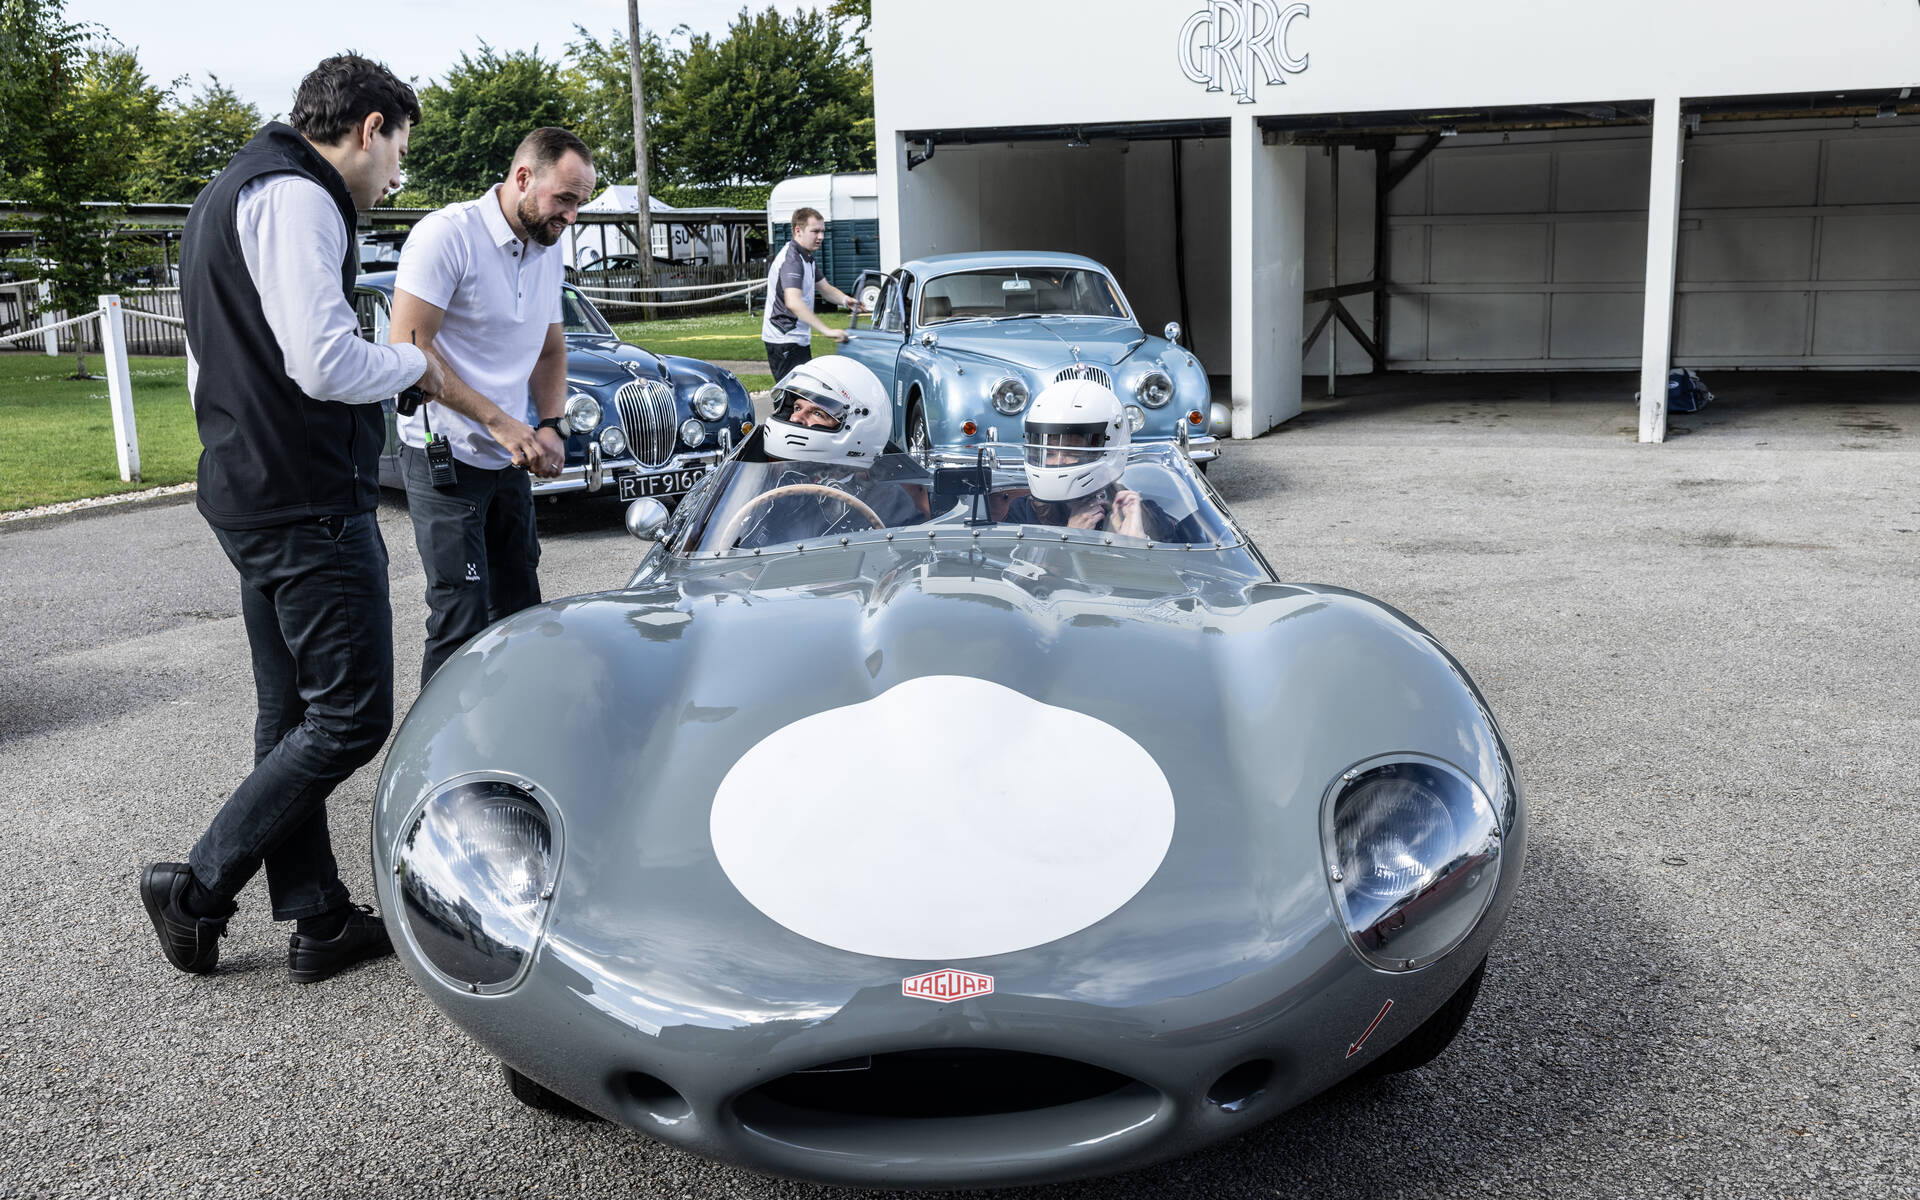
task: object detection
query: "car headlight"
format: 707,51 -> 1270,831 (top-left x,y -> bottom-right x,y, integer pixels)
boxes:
692,382 -> 727,421
1323,757 -> 1501,972
396,779 -> 556,991
989,377 -> 1029,415
600,426 -> 628,458
1134,369 -> 1173,408
1124,404 -> 1146,432
565,392 -> 601,434
679,416 -> 706,447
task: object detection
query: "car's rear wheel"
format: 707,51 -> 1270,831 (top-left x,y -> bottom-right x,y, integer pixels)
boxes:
503,1064 -> 604,1121
1363,957 -> 1487,1077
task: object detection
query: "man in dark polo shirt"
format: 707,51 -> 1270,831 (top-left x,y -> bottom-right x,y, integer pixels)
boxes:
140,54 -> 440,984
760,206 -> 863,380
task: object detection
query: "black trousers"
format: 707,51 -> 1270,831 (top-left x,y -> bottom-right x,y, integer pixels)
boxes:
764,340 -> 812,383
191,512 -> 393,921
401,444 -> 541,687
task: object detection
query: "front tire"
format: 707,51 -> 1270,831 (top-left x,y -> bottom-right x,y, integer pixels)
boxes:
503,1064 -> 605,1121
907,400 -> 930,461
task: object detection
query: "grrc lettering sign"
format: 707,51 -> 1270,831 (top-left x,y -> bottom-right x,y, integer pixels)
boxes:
1178,1 -> 1310,102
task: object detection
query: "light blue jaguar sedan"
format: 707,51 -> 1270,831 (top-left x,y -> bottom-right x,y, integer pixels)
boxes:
839,251 -> 1230,463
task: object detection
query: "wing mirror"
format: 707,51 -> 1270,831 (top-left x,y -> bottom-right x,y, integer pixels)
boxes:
1164,321 -> 1183,346
625,498 -> 669,542
919,330 -> 938,349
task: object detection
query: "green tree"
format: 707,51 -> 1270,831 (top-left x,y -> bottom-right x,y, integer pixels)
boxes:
402,43 -> 571,206
131,77 -> 261,203
655,6 -> 874,187
828,0 -> 871,60
561,23 -> 675,188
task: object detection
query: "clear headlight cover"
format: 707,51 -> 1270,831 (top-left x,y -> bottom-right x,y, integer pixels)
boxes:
679,416 -> 706,447
1135,369 -> 1174,408
1323,757 -> 1502,972
1124,404 -> 1147,432
397,780 -> 555,991
693,382 -> 728,421
599,426 -> 628,458
565,392 -> 602,433
990,377 -> 1030,415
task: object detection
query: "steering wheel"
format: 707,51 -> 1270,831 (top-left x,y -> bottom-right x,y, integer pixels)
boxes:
716,483 -> 885,548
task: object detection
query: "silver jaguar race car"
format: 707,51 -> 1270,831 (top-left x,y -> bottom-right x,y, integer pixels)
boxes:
371,433 -> 1526,1188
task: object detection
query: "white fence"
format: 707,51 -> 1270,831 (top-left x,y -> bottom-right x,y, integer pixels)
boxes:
0,292 -> 183,483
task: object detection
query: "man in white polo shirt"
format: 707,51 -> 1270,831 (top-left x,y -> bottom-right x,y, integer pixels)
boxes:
389,127 -> 595,685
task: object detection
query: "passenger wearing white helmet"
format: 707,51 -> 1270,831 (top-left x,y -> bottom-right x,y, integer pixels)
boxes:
725,357 -> 925,547
1006,379 -> 1153,539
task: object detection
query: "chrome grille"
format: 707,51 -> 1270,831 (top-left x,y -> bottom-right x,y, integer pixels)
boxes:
614,380 -> 676,467
1053,365 -> 1112,390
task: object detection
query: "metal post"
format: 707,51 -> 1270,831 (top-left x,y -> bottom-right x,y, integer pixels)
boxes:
98,295 -> 140,482
1639,98 -> 1686,444
39,280 -> 57,356
1328,143 -> 1338,397
626,0 -> 655,316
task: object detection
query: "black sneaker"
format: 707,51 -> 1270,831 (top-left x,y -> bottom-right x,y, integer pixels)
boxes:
139,862 -> 230,975
287,905 -> 394,984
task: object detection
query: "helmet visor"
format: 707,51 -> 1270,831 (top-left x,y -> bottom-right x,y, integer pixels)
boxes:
770,381 -> 853,432
1024,422 -> 1112,471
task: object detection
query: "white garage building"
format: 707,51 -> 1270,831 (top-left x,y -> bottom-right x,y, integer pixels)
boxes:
871,1 -> 1920,441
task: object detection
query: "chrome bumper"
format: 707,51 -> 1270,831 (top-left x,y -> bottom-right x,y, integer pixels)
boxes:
530,443 -> 724,497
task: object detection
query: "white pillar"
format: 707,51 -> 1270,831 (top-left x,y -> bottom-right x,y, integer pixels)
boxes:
39,280 -> 58,356
97,294 -> 140,483
1230,112 -> 1307,438
1639,97 -> 1686,444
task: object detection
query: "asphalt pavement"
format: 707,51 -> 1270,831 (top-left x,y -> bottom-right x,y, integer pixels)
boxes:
1,371 -> 1915,1198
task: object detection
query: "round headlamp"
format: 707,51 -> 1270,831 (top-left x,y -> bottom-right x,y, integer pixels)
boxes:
599,426 -> 628,458
564,392 -> 601,434
395,779 -> 556,991
990,377 -> 1030,416
1323,757 -> 1501,972
1124,404 -> 1146,433
1134,369 -> 1174,408
692,382 -> 727,421
678,416 -> 706,447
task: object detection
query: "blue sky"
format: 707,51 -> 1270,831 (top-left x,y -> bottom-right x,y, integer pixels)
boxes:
69,0 -> 832,119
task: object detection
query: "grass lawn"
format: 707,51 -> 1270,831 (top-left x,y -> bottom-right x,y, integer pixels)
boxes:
0,354 -> 199,512
611,308 -> 850,371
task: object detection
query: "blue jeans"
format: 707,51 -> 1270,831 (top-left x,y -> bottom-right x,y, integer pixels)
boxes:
190,513 -> 393,921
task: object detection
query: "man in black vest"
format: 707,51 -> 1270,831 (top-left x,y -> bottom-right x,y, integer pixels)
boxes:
141,54 -> 439,984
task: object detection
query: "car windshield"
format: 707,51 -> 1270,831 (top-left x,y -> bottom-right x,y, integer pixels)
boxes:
680,442 -> 1236,556
561,287 -> 614,336
918,268 -> 1130,325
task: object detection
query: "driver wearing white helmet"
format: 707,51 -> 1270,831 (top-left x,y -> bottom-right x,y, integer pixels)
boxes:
728,357 -> 925,547
1005,379 -> 1153,539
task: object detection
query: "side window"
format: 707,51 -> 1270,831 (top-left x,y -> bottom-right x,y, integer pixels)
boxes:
874,277 -> 900,333
353,291 -> 390,344
890,271 -> 915,332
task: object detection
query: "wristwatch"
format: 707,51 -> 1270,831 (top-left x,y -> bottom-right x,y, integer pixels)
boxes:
536,416 -> 568,436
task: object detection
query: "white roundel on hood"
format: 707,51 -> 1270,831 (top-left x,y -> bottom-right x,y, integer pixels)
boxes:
710,675 -> 1175,961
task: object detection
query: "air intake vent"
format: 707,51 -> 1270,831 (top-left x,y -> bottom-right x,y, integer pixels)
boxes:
614,379 -> 676,468
1053,365 -> 1112,390
740,1048 -> 1135,1119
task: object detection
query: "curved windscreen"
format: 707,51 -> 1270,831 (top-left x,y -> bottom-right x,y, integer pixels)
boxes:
561,286 -> 614,336
918,268 -> 1130,325
679,443 -> 1236,556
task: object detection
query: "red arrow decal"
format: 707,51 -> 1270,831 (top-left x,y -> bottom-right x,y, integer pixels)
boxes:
1345,999 -> 1394,1058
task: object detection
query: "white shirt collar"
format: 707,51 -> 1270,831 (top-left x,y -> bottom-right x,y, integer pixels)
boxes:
479,184 -> 523,248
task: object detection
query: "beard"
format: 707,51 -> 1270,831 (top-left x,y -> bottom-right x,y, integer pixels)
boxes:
517,193 -> 564,246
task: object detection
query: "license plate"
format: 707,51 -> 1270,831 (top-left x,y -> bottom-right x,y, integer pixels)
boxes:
617,467 -> 705,501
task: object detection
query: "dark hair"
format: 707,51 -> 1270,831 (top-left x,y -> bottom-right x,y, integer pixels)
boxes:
792,206 -> 824,231
291,53 -> 422,145
512,127 -> 593,172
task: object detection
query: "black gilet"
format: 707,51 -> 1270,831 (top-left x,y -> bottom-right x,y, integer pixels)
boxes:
180,123 -> 380,529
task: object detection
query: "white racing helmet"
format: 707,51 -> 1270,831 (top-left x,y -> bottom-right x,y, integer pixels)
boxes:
1023,378 -> 1130,502
765,357 -> 891,463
